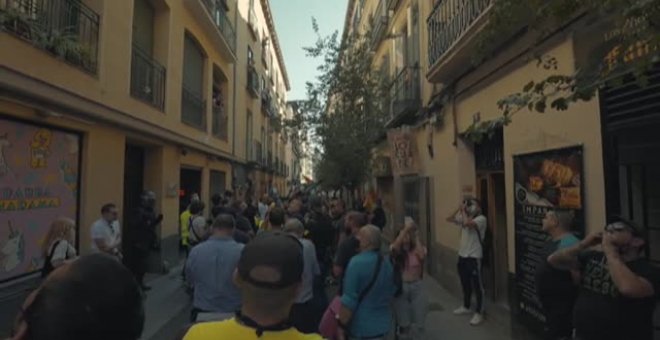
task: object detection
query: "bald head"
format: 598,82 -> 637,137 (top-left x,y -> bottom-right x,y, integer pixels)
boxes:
357,224 -> 381,251
284,218 -> 305,237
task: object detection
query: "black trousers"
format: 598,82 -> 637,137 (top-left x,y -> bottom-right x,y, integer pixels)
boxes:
125,246 -> 149,286
457,257 -> 484,313
540,296 -> 575,339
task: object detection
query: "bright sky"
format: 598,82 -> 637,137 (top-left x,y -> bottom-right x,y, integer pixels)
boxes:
271,0 -> 348,101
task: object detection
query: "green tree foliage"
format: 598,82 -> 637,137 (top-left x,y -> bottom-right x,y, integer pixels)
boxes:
286,19 -> 388,190
464,0 -> 660,142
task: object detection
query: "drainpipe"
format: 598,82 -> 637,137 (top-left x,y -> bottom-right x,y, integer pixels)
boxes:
231,2 -> 239,188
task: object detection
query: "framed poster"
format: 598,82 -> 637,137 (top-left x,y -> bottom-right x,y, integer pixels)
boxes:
513,145 -> 585,335
0,117 -> 81,283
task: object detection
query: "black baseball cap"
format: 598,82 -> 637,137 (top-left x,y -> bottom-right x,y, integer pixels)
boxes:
237,232 -> 303,289
605,216 -> 647,241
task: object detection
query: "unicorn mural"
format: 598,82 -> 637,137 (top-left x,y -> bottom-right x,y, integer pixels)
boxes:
1,221 -> 25,273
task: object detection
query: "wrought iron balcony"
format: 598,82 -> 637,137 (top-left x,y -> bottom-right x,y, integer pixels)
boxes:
211,102 -> 227,139
427,0 -> 492,82
261,89 -> 272,115
203,0 -> 235,53
247,65 -> 260,98
131,45 -> 166,110
388,66 -> 421,126
187,0 -> 236,60
0,0 -> 100,74
370,0 -> 388,50
181,85 -> 206,129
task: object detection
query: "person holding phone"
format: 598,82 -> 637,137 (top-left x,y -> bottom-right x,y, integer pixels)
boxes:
390,217 -> 428,339
446,198 -> 487,326
548,218 -> 660,340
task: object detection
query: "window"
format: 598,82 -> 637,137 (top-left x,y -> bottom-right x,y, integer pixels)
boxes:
182,34 -> 206,128
133,0 -> 155,54
210,170 -> 226,200
248,45 -> 254,65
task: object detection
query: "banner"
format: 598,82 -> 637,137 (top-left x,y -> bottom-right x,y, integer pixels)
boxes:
513,146 -> 584,334
387,128 -> 420,176
0,118 -> 80,283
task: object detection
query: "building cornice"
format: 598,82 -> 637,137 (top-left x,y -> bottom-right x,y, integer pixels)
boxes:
260,0 -> 291,91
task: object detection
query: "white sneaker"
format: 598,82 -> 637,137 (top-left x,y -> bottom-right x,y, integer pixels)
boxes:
453,306 -> 471,315
469,313 -> 484,326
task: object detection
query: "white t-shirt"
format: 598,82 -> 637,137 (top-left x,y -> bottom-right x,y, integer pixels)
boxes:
90,218 -> 121,253
47,239 -> 76,264
188,216 -> 208,244
454,213 -> 487,258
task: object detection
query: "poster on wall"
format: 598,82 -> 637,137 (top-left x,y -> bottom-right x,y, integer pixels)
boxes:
513,145 -> 584,335
0,118 -> 80,283
387,128 -> 420,176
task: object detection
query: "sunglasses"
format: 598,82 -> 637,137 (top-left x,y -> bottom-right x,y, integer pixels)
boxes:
604,222 -> 636,235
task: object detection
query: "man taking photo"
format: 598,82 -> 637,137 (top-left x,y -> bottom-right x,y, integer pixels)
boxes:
549,218 -> 660,340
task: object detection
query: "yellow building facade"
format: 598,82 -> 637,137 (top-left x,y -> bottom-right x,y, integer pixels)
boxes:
0,0 -> 292,284
347,0 -> 660,335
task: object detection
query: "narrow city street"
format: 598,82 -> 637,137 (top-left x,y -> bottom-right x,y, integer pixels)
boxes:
141,265 -> 516,340
2,0 -> 660,339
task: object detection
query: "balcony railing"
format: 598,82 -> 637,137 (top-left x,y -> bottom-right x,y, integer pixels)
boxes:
212,102 -> 227,139
389,66 -> 421,123
181,85 -> 206,129
247,65 -> 260,98
371,0 -> 388,49
201,0 -> 236,54
427,0 -> 491,69
0,0 -> 99,73
261,90 -> 274,116
131,45 -> 166,110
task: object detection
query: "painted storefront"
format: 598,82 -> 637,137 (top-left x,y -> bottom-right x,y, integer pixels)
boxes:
0,117 -> 80,282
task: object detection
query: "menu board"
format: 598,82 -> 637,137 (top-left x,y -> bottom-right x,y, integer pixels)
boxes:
513,146 -> 584,334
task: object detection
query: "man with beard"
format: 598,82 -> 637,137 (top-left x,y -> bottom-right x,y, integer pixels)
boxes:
125,191 -> 163,291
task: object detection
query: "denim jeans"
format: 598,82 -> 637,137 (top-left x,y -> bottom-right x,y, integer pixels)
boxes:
394,280 -> 427,339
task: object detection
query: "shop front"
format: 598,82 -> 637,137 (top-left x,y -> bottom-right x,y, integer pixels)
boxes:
0,115 -> 81,284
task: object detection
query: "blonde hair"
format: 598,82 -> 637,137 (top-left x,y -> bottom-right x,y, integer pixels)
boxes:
43,217 -> 76,256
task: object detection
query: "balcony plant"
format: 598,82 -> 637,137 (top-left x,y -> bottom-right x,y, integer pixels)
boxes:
0,8 -> 34,39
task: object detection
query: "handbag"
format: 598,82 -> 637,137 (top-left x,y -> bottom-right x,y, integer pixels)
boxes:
41,240 -> 62,278
318,254 -> 383,339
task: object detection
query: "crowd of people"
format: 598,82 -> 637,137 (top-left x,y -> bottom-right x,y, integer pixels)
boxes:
177,189 -> 426,340
15,188 -> 660,340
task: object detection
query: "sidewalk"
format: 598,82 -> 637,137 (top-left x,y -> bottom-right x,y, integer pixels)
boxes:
422,276 -> 514,340
141,265 -> 191,340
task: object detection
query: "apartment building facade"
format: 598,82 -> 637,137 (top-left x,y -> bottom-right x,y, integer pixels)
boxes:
0,0 -> 293,285
347,0 -> 660,336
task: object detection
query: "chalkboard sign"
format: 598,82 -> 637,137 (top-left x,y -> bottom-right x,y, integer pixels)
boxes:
513,146 -> 585,335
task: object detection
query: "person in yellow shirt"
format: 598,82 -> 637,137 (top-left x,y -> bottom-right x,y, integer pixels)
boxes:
180,193 -> 199,280
182,233 -> 323,340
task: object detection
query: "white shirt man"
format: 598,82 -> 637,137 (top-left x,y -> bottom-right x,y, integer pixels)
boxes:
447,199 -> 488,326
91,203 -> 122,258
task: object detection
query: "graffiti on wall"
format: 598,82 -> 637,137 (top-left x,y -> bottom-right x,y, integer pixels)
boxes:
0,118 -> 80,283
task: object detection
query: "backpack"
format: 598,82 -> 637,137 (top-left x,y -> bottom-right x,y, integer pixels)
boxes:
476,221 -> 493,266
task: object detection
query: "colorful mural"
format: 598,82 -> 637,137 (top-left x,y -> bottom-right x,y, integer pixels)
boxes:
0,118 -> 80,283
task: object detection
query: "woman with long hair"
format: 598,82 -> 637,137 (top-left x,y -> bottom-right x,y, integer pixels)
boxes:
41,217 -> 77,278
390,217 -> 428,339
